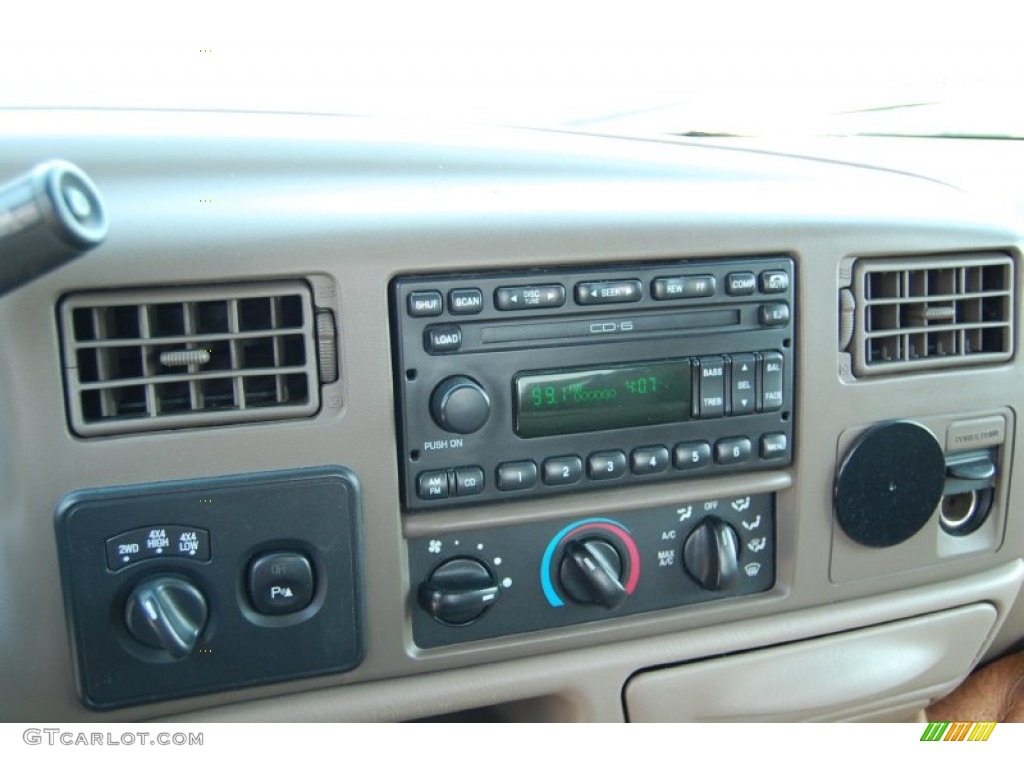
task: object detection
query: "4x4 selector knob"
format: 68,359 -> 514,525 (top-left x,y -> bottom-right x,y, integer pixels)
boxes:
124,575 -> 208,659
430,376 -> 491,434
558,538 -> 628,609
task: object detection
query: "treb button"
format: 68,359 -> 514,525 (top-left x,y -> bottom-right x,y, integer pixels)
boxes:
696,356 -> 726,418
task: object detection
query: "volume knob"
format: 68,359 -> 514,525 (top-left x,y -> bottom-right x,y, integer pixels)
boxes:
430,376 -> 491,434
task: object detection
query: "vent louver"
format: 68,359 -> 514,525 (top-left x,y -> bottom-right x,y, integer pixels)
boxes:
61,281 -> 320,436
849,252 -> 1014,376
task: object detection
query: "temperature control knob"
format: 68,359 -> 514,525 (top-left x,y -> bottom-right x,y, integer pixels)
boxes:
430,376 -> 491,434
419,557 -> 500,625
683,517 -> 740,591
558,538 -> 628,609
124,575 -> 208,659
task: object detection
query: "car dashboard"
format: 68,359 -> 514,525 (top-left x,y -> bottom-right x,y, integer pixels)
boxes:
1,109 -> 1023,722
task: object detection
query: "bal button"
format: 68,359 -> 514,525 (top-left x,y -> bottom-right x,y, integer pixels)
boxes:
248,551 -> 315,615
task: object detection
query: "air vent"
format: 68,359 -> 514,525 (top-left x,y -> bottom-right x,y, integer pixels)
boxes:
848,252 -> 1014,376
60,281 -> 321,436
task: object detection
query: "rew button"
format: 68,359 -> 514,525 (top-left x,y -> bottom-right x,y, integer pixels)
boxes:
248,551 -> 315,615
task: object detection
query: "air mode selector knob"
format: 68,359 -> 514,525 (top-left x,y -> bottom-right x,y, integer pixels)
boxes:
683,517 -> 740,591
124,575 -> 208,659
430,376 -> 491,434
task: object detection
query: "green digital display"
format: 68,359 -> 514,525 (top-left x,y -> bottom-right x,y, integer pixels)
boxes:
514,360 -> 692,438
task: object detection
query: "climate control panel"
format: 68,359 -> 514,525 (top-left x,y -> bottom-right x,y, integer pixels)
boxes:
409,492 -> 775,647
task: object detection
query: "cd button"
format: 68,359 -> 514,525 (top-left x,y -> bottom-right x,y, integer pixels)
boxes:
726,272 -> 757,295
408,291 -> 444,317
454,466 -> 485,495
587,451 -> 627,480
715,437 -> 752,465
575,280 -> 642,305
448,288 -> 483,315
542,456 -> 583,486
495,285 -> 565,311
673,441 -> 711,470
631,446 -> 669,475
651,275 -> 715,300
496,461 -> 538,491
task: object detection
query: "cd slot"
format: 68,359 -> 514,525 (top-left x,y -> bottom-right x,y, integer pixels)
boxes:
475,307 -> 741,349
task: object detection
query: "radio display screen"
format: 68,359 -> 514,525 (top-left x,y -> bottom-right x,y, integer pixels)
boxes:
514,360 -> 693,438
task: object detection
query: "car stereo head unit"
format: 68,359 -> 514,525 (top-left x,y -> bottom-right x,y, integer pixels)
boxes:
390,256 -> 794,510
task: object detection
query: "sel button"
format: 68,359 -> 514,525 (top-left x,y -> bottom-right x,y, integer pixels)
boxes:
248,551 -> 315,616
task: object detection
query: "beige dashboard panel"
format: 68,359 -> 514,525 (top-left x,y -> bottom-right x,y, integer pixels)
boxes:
625,603 -> 996,722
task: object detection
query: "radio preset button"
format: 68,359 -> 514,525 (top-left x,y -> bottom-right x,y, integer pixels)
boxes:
575,280 -> 642,305
497,461 -> 538,491
543,456 -> 583,486
759,352 -> 785,411
673,441 -> 711,470
425,324 -> 463,353
631,446 -> 669,475
729,353 -> 757,415
696,355 -> 726,418
651,275 -> 715,300
726,272 -> 757,295
417,471 -> 450,500
760,270 -> 790,293
408,290 -> 444,317
454,466 -> 485,496
495,285 -> 565,311
448,288 -> 483,315
587,451 -> 628,480
758,302 -> 790,327
715,437 -> 753,465
760,433 -> 789,459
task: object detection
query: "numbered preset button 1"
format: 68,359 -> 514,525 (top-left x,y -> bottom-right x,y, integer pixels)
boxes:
496,461 -> 539,491
631,446 -> 670,475
543,456 -> 584,486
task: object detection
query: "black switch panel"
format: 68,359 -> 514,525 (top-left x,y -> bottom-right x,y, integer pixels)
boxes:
55,467 -> 364,710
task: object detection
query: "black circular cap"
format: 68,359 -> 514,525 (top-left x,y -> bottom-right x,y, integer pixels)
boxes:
835,421 -> 946,548
430,376 -> 491,434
